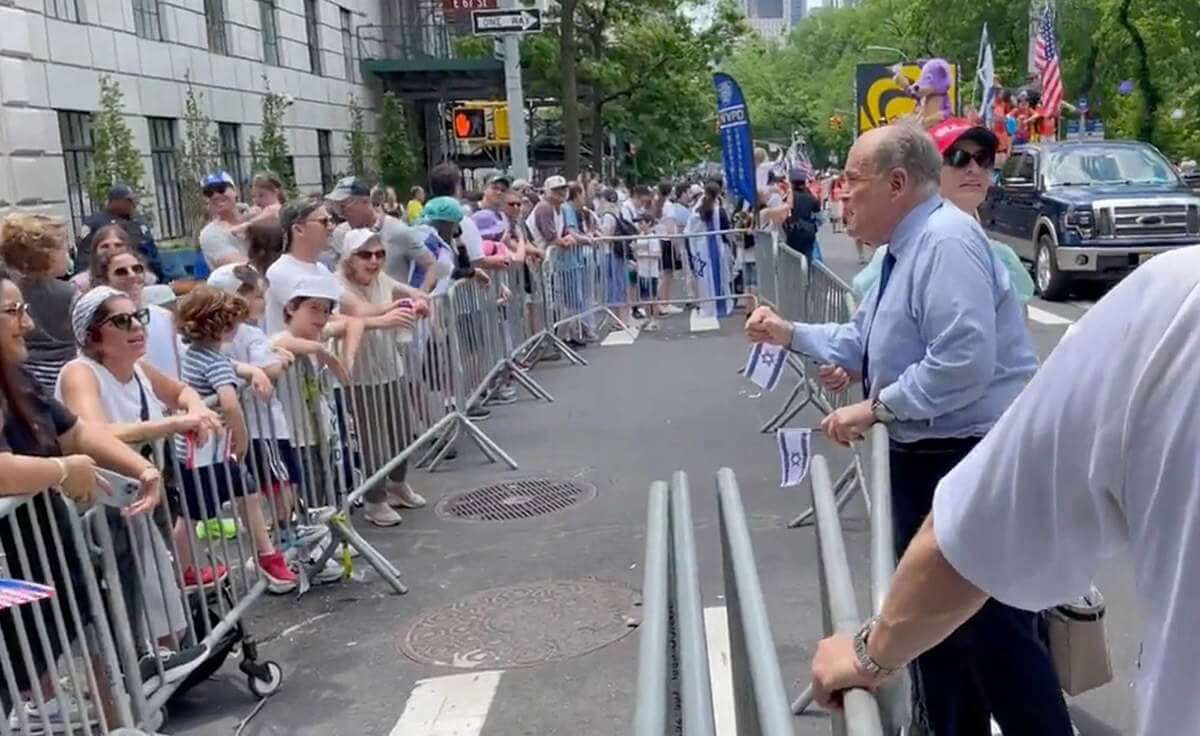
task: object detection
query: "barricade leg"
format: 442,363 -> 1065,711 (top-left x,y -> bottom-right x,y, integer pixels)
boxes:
503,358 -> 554,402
788,460 -> 863,529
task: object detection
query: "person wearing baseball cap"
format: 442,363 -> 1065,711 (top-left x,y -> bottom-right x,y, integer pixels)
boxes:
75,182 -> 164,281
852,117 -> 1034,308
325,175 -> 436,294
198,171 -> 248,270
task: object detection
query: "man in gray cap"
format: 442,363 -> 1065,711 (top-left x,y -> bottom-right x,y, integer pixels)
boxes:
76,183 -> 163,281
327,176 -> 437,293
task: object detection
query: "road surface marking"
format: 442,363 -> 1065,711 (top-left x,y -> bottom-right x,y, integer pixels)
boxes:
1027,306 -> 1074,326
704,606 -> 736,735
601,325 -> 639,346
388,670 -> 501,736
690,310 -> 720,332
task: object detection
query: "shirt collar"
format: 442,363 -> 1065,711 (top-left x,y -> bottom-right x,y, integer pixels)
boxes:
888,193 -> 944,256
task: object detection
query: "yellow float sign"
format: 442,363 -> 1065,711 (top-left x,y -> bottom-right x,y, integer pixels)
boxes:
855,63 -> 960,135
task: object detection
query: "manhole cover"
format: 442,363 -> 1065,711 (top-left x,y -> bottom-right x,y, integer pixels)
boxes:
398,579 -> 640,669
436,477 -> 596,521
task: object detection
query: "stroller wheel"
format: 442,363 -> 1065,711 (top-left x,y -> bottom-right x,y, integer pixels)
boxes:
248,661 -> 284,698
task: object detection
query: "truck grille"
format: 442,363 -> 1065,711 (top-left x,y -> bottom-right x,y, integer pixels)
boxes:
1104,203 -> 1191,238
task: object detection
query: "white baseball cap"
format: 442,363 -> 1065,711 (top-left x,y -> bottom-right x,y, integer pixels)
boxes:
206,263 -> 249,294
290,276 -> 342,303
542,175 -> 568,191
342,227 -> 382,256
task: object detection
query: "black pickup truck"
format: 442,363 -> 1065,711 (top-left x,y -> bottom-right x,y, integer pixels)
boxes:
980,140 -> 1200,300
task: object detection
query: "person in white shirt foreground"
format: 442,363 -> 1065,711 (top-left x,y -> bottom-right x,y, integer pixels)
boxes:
810,246 -> 1200,736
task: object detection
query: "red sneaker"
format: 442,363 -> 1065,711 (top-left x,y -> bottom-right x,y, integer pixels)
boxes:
257,552 -> 297,594
183,564 -> 228,588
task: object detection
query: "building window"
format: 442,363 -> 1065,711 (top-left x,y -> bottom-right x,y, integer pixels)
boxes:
304,0 -> 323,75
57,111 -> 95,236
148,118 -> 184,239
218,123 -> 243,189
204,0 -> 229,55
132,0 -> 163,41
259,0 -> 280,66
339,7 -> 355,82
45,0 -> 80,22
317,130 -> 334,191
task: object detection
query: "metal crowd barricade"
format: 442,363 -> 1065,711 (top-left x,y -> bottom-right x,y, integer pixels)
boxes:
715,468 -> 796,736
789,427 -> 910,735
755,227 -> 780,309
633,472 -> 716,736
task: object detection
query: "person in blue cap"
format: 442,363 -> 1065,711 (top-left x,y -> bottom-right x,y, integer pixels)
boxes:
75,182 -> 164,282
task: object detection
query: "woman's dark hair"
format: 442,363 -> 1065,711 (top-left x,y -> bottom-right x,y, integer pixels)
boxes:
90,223 -> 130,253
280,199 -> 322,253
91,248 -> 146,286
176,286 -> 248,343
657,182 -> 672,198
0,265 -> 42,440
81,296 -> 122,359
429,162 -> 462,198
673,183 -> 690,200
698,181 -> 721,219
247,219 -> 284,273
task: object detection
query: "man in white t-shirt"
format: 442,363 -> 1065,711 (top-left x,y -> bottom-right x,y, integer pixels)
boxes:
810,246 -> 1200,736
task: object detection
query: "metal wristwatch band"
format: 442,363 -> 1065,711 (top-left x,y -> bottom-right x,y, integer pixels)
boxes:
854,616 -> 901,680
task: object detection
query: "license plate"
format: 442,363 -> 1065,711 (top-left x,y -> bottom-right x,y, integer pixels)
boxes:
1139,252 -> 1158,264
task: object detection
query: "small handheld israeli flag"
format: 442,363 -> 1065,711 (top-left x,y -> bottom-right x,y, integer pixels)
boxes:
745,342 -> 786,392
777,428 -> 813,487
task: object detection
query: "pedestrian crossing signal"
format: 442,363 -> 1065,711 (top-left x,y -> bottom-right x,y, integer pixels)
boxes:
453,108 -> 487,140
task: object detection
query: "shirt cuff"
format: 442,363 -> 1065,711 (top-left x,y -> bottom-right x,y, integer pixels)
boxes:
788,322 -> 822,359
876,382 -> 911,420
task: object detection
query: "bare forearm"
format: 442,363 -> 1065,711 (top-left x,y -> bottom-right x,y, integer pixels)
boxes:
868,516 -> 989,669
0,454 -> 70,497
68,423 -> 154,478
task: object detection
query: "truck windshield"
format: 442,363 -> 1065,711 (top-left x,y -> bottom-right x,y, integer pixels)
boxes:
1044,146 -> 1182,187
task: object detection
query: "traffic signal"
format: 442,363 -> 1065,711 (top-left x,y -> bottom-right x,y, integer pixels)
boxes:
453,108 -> 487,140
829,114 -> 844,132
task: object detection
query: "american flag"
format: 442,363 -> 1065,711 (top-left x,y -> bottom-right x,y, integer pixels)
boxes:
0,578 -> 54,610
1034,5 -> 1063,120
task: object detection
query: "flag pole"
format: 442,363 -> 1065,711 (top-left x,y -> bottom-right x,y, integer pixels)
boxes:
973,23 -> 985,113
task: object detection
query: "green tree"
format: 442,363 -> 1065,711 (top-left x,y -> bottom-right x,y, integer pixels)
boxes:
88,75 -> 147,205
346,94 -> 374,181
180,80 -> 221,236
376,92 -> 419,190
247,79 -> 294,190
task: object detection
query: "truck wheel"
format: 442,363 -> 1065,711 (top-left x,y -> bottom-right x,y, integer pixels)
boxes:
1035,236 -> 1071,301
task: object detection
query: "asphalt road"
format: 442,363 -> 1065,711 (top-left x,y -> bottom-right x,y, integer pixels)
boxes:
163,227 -> 1136,736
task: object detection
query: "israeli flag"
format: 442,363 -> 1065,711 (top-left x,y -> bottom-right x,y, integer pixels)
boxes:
777,428 -> 813,487
685,204 -> 734,318
745,342 -> 786,391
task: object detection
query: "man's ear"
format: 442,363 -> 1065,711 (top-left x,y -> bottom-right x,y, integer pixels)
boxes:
889,169 -> 909,197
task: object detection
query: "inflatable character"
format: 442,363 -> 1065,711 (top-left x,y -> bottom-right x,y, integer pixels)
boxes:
894,58 -> 952,129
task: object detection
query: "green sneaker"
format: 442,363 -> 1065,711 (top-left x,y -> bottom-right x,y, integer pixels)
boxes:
196,518 -> 238,541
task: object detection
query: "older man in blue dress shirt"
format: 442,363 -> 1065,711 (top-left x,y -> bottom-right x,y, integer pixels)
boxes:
747,121 -> 1073,735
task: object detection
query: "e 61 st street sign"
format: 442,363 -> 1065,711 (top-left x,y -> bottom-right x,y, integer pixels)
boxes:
471,8 -> 542,34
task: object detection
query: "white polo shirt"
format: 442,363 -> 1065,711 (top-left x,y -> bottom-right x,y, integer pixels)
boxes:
930,246 -> 1200,736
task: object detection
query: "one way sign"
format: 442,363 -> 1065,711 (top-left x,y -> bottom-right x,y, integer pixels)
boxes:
471,8 -> 542,34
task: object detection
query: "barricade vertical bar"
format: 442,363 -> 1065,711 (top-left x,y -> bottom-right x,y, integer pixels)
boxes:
633,481 -> 669,736
716,468 -> 795,736
669,472 -> 717,736
809,455 -> 885,735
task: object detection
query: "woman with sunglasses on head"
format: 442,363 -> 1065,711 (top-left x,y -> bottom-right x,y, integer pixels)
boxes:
93,249 -> 184,380
0,214 -> 78,394
337,228 -> 427,526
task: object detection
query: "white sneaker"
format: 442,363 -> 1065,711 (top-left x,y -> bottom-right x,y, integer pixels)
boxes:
386,482 -> 427,509
643,320 -> 660,332
364,501 -> 402,527
309,558 -> 344,584
662,304 -> 684,315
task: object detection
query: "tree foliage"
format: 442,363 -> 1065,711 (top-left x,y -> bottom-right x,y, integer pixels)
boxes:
346,94 -> 374,181
726,0 -> 1200,164
377,92 -> 420,191
180,81 -> 220,236
88,75 -> 147,205
248,79 -> 295,191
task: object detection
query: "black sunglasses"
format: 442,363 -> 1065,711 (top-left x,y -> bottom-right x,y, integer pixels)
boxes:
944,148 -> 995,170
103,308 -> 150,331
354,249 -> 386,261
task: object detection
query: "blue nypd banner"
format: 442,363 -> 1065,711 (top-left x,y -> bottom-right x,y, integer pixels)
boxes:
713,73 -> 757,207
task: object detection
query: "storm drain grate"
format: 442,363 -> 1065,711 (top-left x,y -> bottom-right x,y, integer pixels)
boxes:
436,477 -> 596,521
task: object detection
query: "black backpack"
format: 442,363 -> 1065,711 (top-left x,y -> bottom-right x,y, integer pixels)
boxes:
607,213 -> 638,258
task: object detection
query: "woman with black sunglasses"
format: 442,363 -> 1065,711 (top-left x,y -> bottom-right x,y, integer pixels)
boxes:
93,249 -> 183,381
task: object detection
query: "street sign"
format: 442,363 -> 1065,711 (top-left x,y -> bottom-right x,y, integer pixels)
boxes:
1078,97 -> 1088,114
471,8 -> 541,34
445,0 -> 497,11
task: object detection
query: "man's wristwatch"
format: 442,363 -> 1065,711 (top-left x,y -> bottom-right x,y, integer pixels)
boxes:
853,616 -> 902,681
871,398 -> 895,424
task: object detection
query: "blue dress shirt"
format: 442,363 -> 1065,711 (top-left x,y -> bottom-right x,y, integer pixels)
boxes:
790,194 -> 1038,442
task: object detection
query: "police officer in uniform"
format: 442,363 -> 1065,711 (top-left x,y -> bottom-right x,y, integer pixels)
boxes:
76,183 -> 164,281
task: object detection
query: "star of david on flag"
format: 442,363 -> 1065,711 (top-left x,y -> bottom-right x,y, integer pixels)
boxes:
777,428 -> 813,487
745,341 -> 786,391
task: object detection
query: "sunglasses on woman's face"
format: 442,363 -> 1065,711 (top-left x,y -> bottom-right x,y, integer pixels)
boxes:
112,263 -> 146,279
103,308 -> 150,331
354,249 -> 386,261
944,147 -> 995,171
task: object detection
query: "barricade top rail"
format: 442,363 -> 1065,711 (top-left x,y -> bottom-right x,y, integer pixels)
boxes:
582,228 -> 751,243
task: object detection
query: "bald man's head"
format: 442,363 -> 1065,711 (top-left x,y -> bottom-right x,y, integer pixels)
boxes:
841,121 -> 942,245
